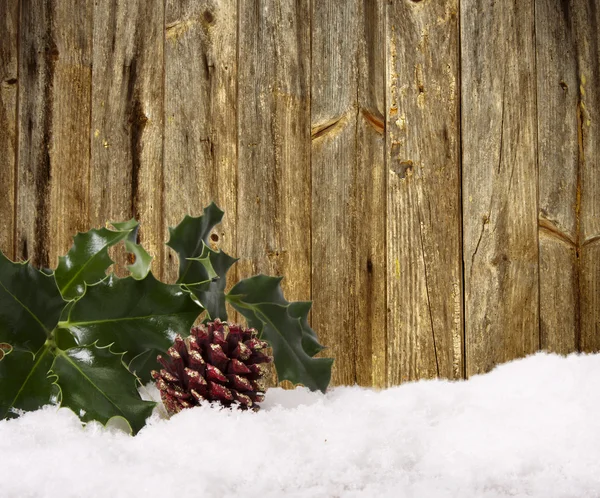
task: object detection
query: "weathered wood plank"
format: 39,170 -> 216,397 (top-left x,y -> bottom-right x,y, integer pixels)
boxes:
237,4 -> 311,301
574,1 -> 600,351
461,0 -> 539,376
386,1 -> 462,383
0,0 -> 18,260
311,1 -> 386,387
48,0 -> 93,266
163,0 -> 237,285
16,0 -> 54,266
354,0 -> 386,388
90,0 -> 164,277
17,0 -> 92,269
311,1 -> 359,386
238,1 -> 311,386
536,0 -> 579,353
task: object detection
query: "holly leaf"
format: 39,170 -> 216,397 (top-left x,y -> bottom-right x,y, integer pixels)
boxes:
0,252 -> 65,353
112,220 -> 152,280
59,273 -> 202,383
51,344 -> 155,435
0,344 -> 58,419
227,275 -> 332,393
185,247 -> 238,321
227,275 -> 328,356
288,301 -> 326,357
166,203 -> 224,284
229,300 -> 332,393
54,221 -> 139,300
127,349 -> 160,381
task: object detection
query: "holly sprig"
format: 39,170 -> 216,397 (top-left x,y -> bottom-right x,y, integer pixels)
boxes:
0,204 -> 333,434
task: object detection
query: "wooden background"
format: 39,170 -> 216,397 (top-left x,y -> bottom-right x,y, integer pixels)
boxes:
0,0 -> 598,387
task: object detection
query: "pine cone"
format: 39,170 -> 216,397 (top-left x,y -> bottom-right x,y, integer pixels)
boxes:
152,320 -> 272,414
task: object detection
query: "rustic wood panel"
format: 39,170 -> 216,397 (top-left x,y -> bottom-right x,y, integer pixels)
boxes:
237,2 -> 311,300
163,0 -> 237,284
536,0 -> 579,353
575,0 -> 600,351
17,0 -> 92,269
386,1 -> 462,383
462,0 -> 539,376
0,0 -> 18,260
3,0 -> 600,387
354,0 -> 386,388
311,1 -> 358,385
90,0 -> 164,277
16,0 -> 54,266
238,1 -> 311,387
48,0 -> 93,267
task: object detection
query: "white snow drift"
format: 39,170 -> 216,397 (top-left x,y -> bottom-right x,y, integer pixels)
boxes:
1,352 -> 599,497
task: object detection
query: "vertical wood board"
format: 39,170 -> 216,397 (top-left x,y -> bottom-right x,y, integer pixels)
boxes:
0,0 -> 18,260
574,0 -> 600,351
354,0 -> 386,388
536,0 -> 579,353
163,0 -> 237,285
311,0 -> 359,385
48,0 -> 93,266
461,0 -> 539,376
238,1 -> 312,385
90,0 -> 165,277
237,1 -> 311,300
386,0 -> 462,383
16,0 -> 54,266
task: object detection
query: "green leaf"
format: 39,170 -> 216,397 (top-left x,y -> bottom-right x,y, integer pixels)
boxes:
228,275 -> 327,356
54,222 -> 138,300
0,344 -> 58,419
166,203 -> 224,284
185,247 -> 238,321
59,273 -> 201,383
127,348 -> 160,381
112,220 -> 152,280
232,301 -> 332,393
227,275 -> 333,393
51,344 -> 155,435
0,252 -> 65,353
182,243 -> 218,284
288,301 -> 327,357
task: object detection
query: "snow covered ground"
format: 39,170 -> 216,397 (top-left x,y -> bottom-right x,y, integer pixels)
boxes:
1,352 -> 599,498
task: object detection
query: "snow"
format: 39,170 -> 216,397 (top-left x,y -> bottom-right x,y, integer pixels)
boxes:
2,352 -> 600,498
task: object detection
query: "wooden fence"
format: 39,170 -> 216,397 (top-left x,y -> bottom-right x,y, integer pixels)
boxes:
0,0 -> 598,387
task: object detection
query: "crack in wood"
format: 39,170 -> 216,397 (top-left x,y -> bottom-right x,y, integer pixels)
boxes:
583,234 -> 600,248
165,19 -> 196,40
538,217 -> 576,247
361,108 -> 384,134
311,114 -> 348,140
416,198 -> 440,376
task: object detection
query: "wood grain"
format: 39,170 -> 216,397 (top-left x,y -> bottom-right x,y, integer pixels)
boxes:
90,0 -> 164,277
48,0 -> 93,267
574,0 -> 600,351
237,1 -> 311,386
2,0 -> 599,386
536,0 -> 579,353
386,1 -> 462,383
0,0 -> 18,260
17,0 -> 92,269
237,2 -> 311,300
462,0 -> 539,376
16,0 -> 54,266
310,0 -> 386,387
311,1 -> 359,386
354,0 -> 386,388
163,0 -> 237,285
